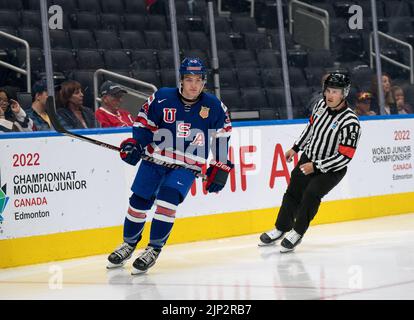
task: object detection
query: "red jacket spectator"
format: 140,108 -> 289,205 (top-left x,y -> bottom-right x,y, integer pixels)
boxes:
95,81 -> 134,128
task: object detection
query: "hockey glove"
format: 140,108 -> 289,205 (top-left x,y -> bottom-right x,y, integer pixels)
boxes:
205,160 -> 234,193
120,138 -> 142,166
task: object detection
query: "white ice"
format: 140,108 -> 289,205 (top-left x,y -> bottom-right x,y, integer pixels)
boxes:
1,213 -> 414,300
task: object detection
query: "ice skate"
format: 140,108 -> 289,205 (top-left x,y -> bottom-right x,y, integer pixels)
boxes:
280,230 -> 302,253
131,246 -> 161,275
107,242 -> 136,269
258,228 -> 285,246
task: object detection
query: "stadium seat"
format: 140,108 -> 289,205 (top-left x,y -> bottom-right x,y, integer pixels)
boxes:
192,0 -> 208,16
231,16 -> 258,33
119,30 -> 146,50
291,87 -> 312,118
21,10 -> 42,28
124,0 -> 147,14
165,30 -> 190,50
157,50 -> 176,69
215,33 -> 234,50
388,17 -> 414,33
130,49 -> 159,70
147,15 -> 168,31
16,47 -> 44,73
51,49 -> 77,73
187,31 -> 210,51
304,67 -> 326,87
144,30 -> 168,50
218,69 -> 238,89
94,30 -> 122,50
103,50 -> 131,70
18,27 -> 42,49
233,50 -> 258,68
228,32 -> 245,50
237,68 -> 262,88
288,48 -> 308,68
160,69 -> 177,87
0,27 -> 19,50
213,17 -> 232,33
71,12 -> 101,29
0,0 -> 23,10
265,87 -> 288,109
176,16 -> 204,32
49,29 -> 72,49
77,0 -> 101,13
289,67 -> 307,87
123,14 -> 147,30
261,68 -> 284,87
243,32 -> 270,50
268,32 -> 295,50
217,50 -> 234,68
174,1 -> 191,16
220,88 -> 244,110
335,33 -> 364,61
131,69 -> 162,89
24,0 -> 40,10
77,49 -> 105,69
257,49 -> 281,69
384,0 -> 412,17
0,10 -> 20,28
100,13 -> 124,31
70,29 -> 97,49
307,49 -> 335,68
241,88 -> 269,110
100,0 -> 124,14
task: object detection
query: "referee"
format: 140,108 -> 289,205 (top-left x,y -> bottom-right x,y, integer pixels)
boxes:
259,73 -> 361,253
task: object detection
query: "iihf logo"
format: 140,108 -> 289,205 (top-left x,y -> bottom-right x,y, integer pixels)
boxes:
0,170 -> 10,223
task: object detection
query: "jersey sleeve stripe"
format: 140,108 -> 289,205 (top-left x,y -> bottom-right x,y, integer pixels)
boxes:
134,116 -> 158,132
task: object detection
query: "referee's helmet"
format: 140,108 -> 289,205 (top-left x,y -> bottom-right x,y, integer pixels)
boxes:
323,73 -> 351,98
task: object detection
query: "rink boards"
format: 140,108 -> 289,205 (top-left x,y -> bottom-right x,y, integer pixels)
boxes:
0,116 -> 413,267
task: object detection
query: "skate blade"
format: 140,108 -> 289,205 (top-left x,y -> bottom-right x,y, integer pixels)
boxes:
258,241 -> 278,247
280,247 -> 295,253
131,267 -> 148,275
106,261 -> 127,269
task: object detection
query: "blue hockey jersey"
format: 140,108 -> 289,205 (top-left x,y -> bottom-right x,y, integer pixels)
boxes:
133,88 -> 232,172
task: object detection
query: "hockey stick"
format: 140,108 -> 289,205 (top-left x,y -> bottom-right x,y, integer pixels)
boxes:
45,96 -> 206,179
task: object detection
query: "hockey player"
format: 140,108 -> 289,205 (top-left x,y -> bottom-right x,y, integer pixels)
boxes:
259,73 -> 361,253
107,57 -> 233,274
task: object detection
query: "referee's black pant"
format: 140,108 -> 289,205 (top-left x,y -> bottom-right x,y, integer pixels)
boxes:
275,153 -> 347,236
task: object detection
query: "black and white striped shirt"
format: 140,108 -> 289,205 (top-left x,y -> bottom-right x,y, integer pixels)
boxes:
292,99 -> 361,173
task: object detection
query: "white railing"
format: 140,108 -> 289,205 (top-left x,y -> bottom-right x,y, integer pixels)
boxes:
0,31 -> 31,92
369,31 -> 414,84
289,0 -> 330,50
93,69 -> 158,110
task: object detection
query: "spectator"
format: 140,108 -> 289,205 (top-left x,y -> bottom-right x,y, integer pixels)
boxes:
354,91 -> 376,116
0,87 -> 34,133
25,80 -> 54,131
391,85 -> 413,115
56,80 -> 99,129
370,73 -> 398,115
95,81 -> 134,128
